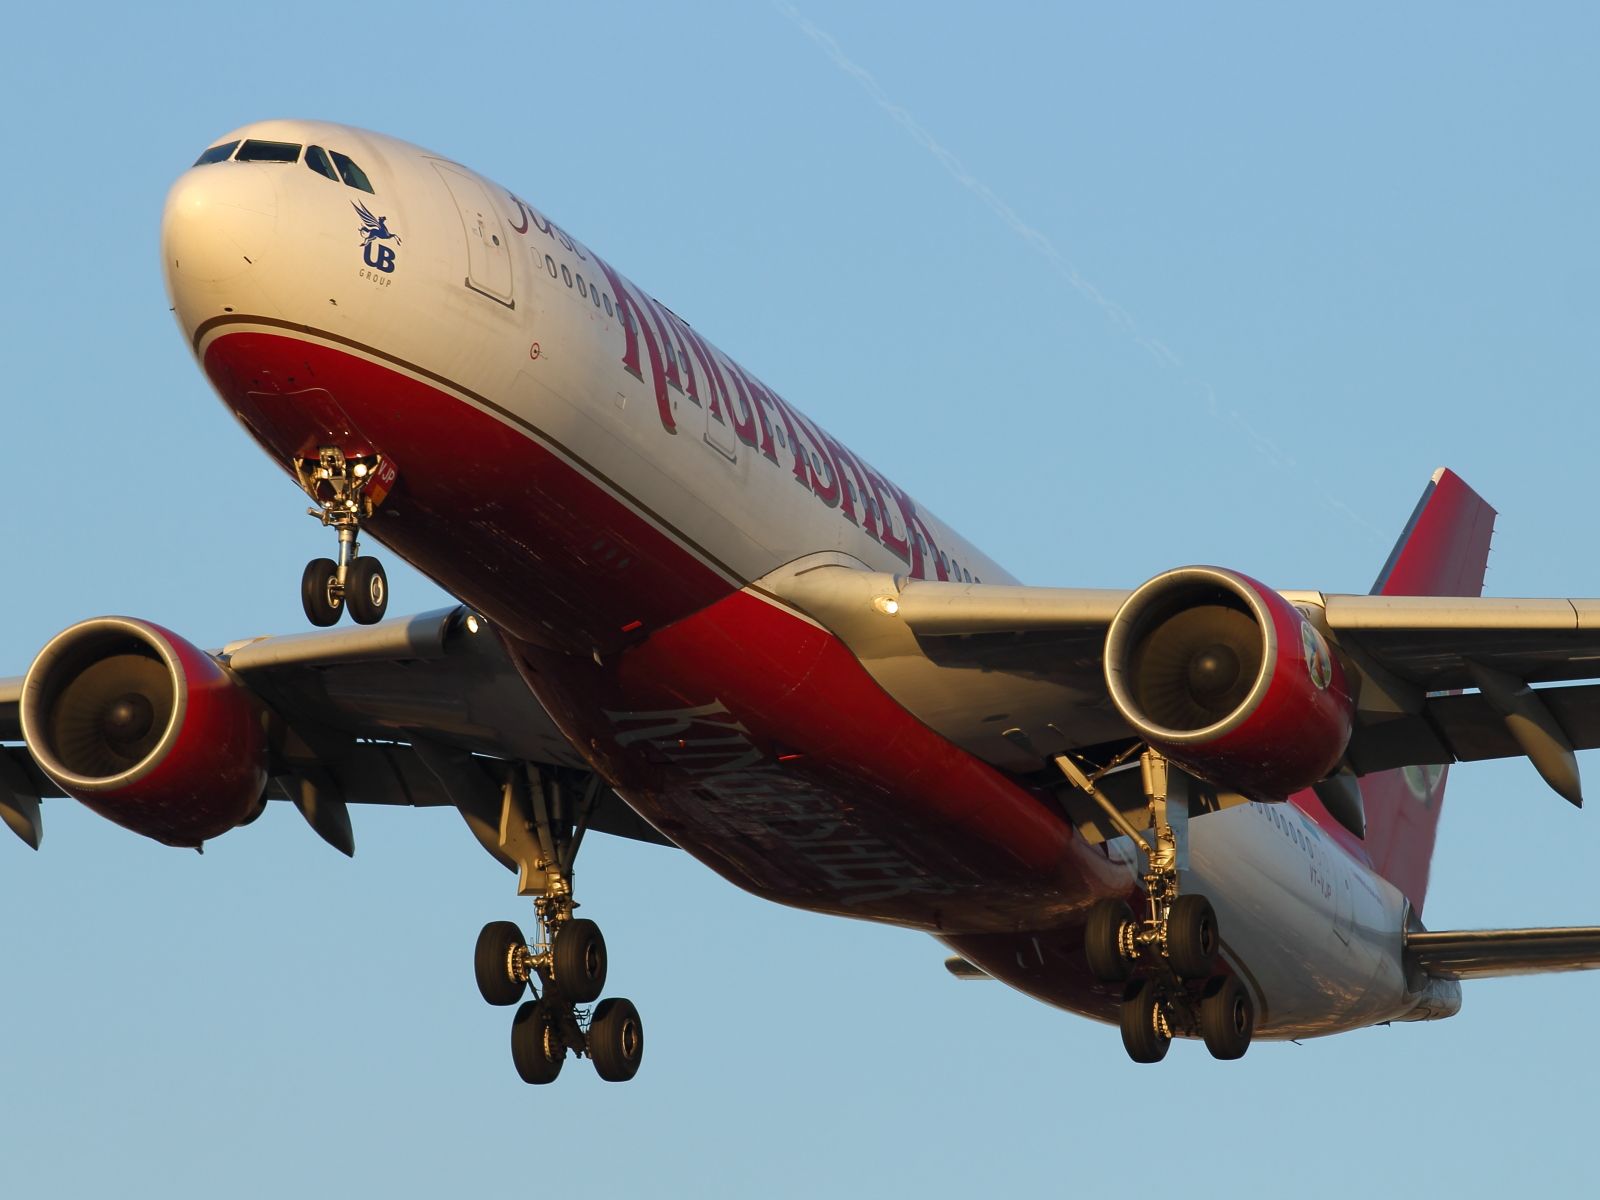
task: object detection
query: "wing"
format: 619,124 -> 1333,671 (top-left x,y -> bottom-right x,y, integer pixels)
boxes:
0,606 -> 672,853
754,554 -> 1600,802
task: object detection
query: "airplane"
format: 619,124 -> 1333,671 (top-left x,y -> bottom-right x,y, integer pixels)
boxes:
5,118 -> 1600,1083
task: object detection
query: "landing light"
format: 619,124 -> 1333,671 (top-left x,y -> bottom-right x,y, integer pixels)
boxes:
465,614 -> 481,634
353,463 -> 369,478
874,596 -> 900,616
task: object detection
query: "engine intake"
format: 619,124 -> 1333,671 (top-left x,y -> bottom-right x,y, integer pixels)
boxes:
1104,567 -> 1353,797
20,618 -> 267,847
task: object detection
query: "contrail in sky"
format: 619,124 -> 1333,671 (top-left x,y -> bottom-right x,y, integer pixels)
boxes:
774,2 -> 1381,540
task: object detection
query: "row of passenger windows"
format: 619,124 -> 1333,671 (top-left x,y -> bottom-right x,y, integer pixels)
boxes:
191,139 -> 375,193
537,254 -> 619,322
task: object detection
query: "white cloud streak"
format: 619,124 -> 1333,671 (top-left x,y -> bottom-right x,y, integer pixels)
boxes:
774,2 -> 1383,541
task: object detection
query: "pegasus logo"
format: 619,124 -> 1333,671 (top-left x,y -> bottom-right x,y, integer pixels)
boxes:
354,201 -> 400,273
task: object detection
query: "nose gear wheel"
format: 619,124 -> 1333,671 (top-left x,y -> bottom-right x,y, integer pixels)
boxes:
295,446 -> 392,627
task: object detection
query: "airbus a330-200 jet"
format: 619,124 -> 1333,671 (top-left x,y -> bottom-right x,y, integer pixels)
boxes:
6,121 -> 1600,1083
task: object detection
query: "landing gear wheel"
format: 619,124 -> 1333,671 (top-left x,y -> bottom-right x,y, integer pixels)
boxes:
1119,980 -> 1170,1064
301,558 -> 342,627
552,918 -> 608,1003
345,557 -> 388,625
1200,975 -> 1254,1060
1085,898 -> 1135,982
1167,893 -> 1219,979
589,997 -> 644,1082
510,1001 -> 565,1084
474,920 -> 528,1007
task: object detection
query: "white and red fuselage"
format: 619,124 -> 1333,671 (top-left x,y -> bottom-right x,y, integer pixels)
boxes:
161,120 -> 1450,1041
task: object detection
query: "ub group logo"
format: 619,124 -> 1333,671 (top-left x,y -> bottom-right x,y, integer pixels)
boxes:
354,201 -> 401,273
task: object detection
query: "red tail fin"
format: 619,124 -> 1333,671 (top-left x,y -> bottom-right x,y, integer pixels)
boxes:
1359,469 -> 1496,914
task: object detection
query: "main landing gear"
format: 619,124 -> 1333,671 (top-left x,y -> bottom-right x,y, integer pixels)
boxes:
470,766 -> 645,1085
297,446 -> 391,627
1057,748 -> 1255,1064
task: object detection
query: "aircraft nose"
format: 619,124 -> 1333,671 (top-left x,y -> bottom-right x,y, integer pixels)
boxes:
161,162 -> 278,295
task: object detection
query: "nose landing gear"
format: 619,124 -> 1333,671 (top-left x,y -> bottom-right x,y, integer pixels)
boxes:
1059,748 -> 1256,1063
296,447 -> 393,627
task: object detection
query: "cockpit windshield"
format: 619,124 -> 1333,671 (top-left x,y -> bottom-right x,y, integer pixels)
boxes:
329,151 -> 375,194
235,140 -> 302,163
192,141 -> 239,166
188,138 -> 376,193
305,145 -> 339,181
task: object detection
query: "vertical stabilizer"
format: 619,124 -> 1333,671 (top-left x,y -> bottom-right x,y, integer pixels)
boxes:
1359,468 -> 1497,914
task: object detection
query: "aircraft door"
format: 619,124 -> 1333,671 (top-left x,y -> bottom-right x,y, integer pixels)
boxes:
705,390 -> 739,461
432,161 -> 515,308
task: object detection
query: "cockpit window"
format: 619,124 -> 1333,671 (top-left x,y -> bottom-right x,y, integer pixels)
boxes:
305,145 -> 339,182
235,140 -> 302,163
193,141 -> 239,166
329,150 -> 375,194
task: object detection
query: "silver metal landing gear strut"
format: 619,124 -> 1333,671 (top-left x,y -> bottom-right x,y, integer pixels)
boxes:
470,765 -> 644,1085
1056,747 -> 1254,1063
296,446 -> 391,627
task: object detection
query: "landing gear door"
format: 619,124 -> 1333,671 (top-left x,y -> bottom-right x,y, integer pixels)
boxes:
432,161 -> 515,308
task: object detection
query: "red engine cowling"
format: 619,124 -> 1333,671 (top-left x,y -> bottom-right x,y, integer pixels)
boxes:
1103,566 -> 1354,798
19,618 -> 268,847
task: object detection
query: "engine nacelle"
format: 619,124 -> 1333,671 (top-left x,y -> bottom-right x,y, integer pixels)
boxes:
1104,566 -> 1354,798
20,618 -> 267,847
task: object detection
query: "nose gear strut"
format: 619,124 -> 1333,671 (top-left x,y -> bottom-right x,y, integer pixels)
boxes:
1057,747 -> 1255,1063
295,446 -> 393,627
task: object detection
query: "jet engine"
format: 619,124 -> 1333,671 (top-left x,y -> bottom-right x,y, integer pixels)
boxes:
1103,566 -> 1354,798
20,617 -> 268,847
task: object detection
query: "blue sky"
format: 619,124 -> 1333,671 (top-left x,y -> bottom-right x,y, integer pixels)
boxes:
2,3 -> 1597,1195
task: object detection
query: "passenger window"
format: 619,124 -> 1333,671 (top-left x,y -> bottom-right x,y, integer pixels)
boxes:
329,150 -> 375,193
193,141 -> 240,166
603,294 -> 614,317
305,145 -> 339,181
236,140 -> 302,163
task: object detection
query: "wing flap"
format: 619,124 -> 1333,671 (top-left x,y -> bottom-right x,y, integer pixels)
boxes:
1345,684 -> 1600,773
1407,927 -> 1600,979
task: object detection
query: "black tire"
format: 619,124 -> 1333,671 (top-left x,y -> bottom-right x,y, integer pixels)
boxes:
510,1001 -> 565,1085
1167,894 -> 1219,979
1085,898 -> 1134,982
589,997 -> 644,1082
1200,975 -> 1254,1060
1119,980 -> 1170,1064
301,558 -> 342,626
345,557 -> 388,625
474,920 -> 527,1007
552,918 -> 607,1003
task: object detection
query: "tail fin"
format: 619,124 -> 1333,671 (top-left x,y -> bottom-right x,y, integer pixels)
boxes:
1359,468 -> 1497,914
